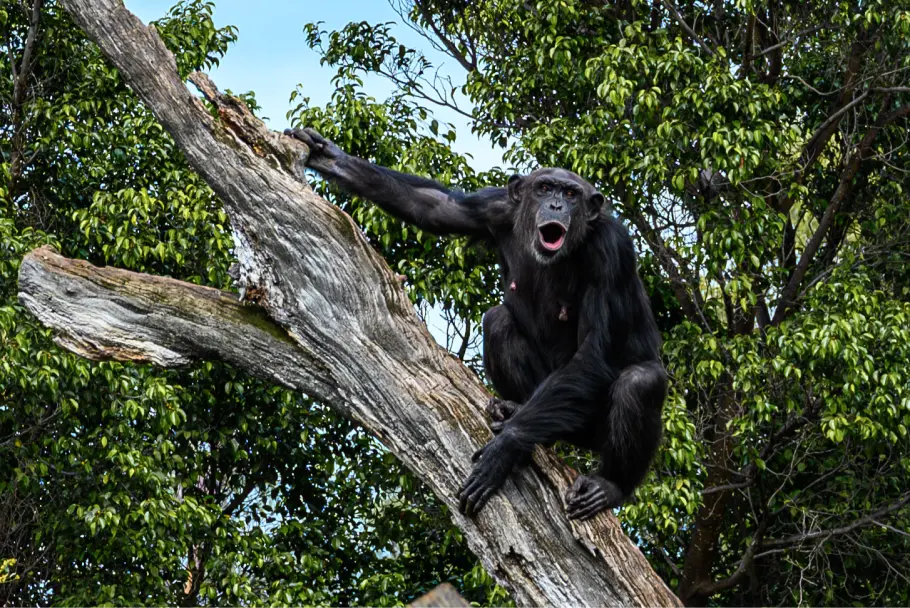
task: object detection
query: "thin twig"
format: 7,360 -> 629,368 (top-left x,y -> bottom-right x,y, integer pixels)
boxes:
660,0 -> 715,56
762,493 -> 910,550
753,24 -> 830,59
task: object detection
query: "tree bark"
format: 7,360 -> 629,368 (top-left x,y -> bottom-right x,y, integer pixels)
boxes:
409,583 -> 471,607
17,1 -> 682,605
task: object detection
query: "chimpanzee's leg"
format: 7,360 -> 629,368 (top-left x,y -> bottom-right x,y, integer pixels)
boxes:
565,361 -> 667,520
482,305 -> 548,430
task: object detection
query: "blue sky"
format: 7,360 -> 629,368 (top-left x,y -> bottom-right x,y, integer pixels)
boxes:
127,0 -> 505,170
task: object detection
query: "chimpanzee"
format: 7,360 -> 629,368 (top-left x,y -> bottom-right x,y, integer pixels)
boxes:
286,127 -> 667,521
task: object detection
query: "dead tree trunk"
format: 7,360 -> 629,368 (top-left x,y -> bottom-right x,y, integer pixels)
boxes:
410,583 -> 471,607
17,1 -> 681,605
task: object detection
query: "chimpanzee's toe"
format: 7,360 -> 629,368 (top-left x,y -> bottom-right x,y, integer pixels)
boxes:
564,475 -> 624,521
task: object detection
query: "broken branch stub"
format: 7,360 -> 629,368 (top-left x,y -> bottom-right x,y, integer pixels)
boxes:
18,0 -> 683,606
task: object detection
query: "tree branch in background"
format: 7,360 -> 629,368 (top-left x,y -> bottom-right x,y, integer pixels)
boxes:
7,0 -> 43,198
759,493 -> 910,551
660,0 -> 716,56
628,209 -> 704,326
693,520 -> 768,598
412,0 -> 476,71
773,100 -> 910,324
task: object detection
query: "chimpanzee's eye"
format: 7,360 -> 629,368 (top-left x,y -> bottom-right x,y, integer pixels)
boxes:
565,189 -> 576,199
540,183 -> 551,193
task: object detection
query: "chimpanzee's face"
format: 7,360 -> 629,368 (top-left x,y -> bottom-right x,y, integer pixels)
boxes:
508,169 -> 604,264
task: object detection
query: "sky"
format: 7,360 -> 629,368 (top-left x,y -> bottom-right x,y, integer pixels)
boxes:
127,0 -> 506,171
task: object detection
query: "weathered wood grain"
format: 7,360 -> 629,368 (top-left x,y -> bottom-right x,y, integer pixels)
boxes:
408,583 -> 471,607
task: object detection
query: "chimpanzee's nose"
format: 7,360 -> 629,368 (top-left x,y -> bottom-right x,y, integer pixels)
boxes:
549,201 -> 564,211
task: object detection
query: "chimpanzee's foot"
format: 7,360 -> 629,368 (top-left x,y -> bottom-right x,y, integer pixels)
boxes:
564,475 -> 626,520
485,397 -> 519,433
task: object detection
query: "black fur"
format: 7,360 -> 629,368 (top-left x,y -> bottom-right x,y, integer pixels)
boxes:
287,128 -> 667,520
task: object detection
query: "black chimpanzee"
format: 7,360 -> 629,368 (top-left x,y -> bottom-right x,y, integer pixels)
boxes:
286,127 -> 667,521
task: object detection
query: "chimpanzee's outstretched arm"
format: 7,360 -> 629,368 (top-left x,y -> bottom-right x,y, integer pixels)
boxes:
286,128 -> 512,236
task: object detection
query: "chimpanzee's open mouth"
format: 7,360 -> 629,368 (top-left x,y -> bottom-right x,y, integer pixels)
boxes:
538,222 -> 567,251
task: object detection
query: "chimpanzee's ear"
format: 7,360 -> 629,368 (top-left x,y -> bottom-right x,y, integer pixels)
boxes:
587,191 -> 606,222
507,174 -> 524,204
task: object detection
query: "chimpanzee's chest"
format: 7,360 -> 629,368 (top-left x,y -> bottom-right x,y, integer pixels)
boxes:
497,247 -> 584,371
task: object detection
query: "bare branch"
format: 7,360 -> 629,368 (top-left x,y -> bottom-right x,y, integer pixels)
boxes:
624,202 -> 707,329
701,480 -> 753,496
871,519 -> 910,540
660,0 -> 715,56
803,88 -> 910,166
8,0 -> 44,196
788,37 -> 869,190
409,583 -> 471,607
20,241 -> 680,606
784,74 -> 839,96
413,0 -> 476,71
773,100 -> 910,323
16,0 -> 43,97
802,91 -> 871,155
760,493 -> 910,551
753,24 -> 830,59
689,520 -> 769,598
456,317 -> 471,360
